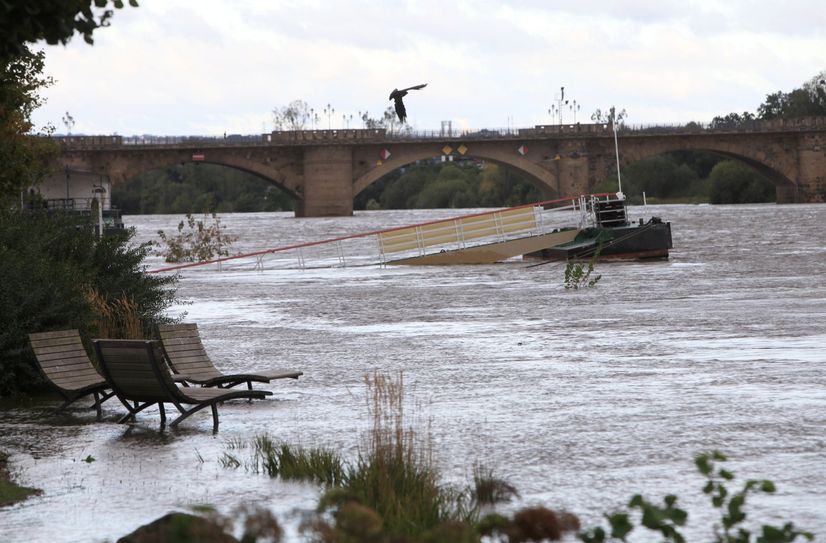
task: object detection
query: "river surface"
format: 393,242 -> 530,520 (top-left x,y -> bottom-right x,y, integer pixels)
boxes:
1,203 -> 825,542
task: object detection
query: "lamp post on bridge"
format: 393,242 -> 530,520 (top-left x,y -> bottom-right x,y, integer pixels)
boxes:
570,100 -> 580,123
547,105 -> 558,125
343,113 -> 353,128
324,103 -> 335,129
554,86 -> 567,124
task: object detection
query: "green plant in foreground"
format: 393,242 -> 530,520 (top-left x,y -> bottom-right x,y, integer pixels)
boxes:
471,462 -> 520,506
580,451 -> 813,543
564,247 -> 602,290
219,372 -> 585,542
250,436 -> 345,487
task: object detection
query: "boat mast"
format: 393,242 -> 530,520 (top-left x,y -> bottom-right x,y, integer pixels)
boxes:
612,107 -> 623,198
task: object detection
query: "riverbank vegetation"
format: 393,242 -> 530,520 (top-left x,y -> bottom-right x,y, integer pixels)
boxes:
220,371 -> 581,542
0,208 -> 177,395
210,372 -> 812,543
0,1 -> 176,398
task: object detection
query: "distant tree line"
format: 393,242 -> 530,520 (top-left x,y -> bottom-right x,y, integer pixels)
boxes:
355,161 -> 543,210
593,151 -> 776,205
710,72 -> 826,129
112,163 -> 294,214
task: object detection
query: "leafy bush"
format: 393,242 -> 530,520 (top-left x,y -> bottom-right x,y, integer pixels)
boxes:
564,248 -> 602,290
155,212 -> 236,263
580,451 -> 813,543
709,161 -> 775,204
0,208 -> 177,396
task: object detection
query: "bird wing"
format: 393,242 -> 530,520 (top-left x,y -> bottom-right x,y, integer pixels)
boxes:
399,83 -> 427,92
393,96 -> 407,122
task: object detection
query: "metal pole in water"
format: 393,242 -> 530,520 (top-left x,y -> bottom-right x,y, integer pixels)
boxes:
612,113 -> 623,197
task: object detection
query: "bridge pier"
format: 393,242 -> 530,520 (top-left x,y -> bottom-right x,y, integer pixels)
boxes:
298,146 -> 354,217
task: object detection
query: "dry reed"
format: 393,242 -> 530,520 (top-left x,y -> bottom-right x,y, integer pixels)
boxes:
84,286 -> 148,339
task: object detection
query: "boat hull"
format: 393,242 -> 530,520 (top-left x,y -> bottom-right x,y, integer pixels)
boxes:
525,219 -> 672,262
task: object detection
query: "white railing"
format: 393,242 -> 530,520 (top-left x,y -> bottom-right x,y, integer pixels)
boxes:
147,194 -> 618,274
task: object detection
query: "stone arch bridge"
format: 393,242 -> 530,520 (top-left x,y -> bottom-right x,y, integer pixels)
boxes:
54,117 -> 826,216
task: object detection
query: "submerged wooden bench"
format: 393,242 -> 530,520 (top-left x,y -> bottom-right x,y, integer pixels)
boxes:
93,339 -> 271,431
158,323 -> 303,390
28,330 -> 115,419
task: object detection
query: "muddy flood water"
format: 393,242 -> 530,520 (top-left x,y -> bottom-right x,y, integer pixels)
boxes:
1,203 -> 825,542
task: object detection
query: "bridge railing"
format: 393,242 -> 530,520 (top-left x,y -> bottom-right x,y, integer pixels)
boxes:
52,116 -> 826,148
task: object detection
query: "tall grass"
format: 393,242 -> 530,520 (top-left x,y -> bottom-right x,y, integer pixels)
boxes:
341,371 -> 469,538
224,371 -> 540,541
250,436 -> 345,486
84,287 -> 148,339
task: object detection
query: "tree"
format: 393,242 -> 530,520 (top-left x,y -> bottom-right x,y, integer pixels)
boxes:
0,0 -> 162,399
0,0 -> 139,63
272,99 -> 311,131
708,161 -> 774,204
709,111 -> 755,130
0,45 -> 58,200
757,71 -> 826,119
591,106 -> 628,126
61,111 -> 75,134
360,106 -> 412,134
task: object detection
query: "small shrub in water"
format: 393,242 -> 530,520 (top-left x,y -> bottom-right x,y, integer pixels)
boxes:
564,248 -> 602,290
471,462 -> 519,506
155,212 -> 236,263
249,436 -> 345,486
218,452 -> 242,470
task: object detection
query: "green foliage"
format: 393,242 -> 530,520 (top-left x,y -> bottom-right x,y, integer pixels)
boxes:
580,451 -> 813,543
0,207 -> 177,396
1,45 -> 59,201
757,72 -> 826,119
471,463 -> 520,506
604,152 -> 713,204
112,163 -> 294,214
695,451 -> 813,543
710,111 -> 756,130
249,436 -> 346,487
0,0 -> 139,63
355,162 -> 543,211
709,161 -> 775,204
155,212 -> 237,263
564,249 -> 601,290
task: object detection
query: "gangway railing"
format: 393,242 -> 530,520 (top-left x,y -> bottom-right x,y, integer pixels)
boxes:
147,193 -> 617,274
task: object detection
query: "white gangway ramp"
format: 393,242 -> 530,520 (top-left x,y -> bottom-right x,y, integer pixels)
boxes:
148,195 -> 604,274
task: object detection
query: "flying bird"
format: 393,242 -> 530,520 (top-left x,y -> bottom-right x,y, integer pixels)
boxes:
389,83 -> 427,123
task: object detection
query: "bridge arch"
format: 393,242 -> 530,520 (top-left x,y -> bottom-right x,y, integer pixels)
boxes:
616,137 -> 797,197
352,145 -> 559,200
117,157 -> 302,201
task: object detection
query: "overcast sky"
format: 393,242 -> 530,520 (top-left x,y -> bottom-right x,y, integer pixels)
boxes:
31,0 -> 826,136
